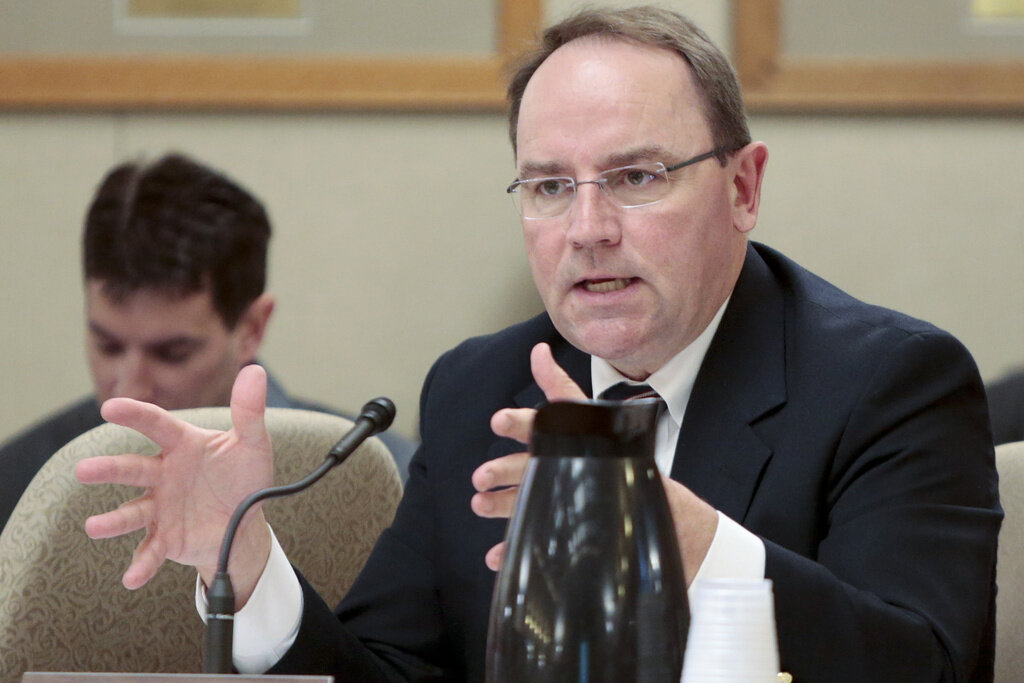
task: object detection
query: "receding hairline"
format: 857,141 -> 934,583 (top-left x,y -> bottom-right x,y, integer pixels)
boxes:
512,35 -> 715,159
505,6 -> 751,161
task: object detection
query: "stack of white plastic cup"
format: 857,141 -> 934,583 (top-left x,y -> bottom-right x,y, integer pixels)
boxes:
680,578 -> 780,683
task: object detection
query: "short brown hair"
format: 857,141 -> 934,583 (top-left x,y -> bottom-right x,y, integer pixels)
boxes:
506,6 -> 751,161
83,153 -> 270,329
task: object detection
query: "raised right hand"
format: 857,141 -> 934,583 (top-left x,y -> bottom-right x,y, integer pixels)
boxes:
75,363 -> 275,606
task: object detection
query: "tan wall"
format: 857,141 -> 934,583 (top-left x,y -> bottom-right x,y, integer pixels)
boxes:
1,0 -> 1022,445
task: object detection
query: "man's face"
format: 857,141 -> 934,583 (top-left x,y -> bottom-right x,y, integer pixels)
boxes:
85,281 -> 259,409
515,38 -> 762,379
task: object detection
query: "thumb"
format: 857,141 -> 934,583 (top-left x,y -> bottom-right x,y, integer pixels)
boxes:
231,364 -> 268,445
531,343 -> 587,402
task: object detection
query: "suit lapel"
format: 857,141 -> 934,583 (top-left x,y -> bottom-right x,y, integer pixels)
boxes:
671,243 -> 787,523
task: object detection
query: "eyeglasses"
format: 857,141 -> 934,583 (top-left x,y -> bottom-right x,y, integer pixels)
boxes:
506,148 -> 728,220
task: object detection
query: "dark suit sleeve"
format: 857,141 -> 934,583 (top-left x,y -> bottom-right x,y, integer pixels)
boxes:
765,331 -> 1001,682
269,357 -> 452,681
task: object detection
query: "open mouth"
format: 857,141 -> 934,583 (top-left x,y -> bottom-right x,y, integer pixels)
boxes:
581,277 -> 635,293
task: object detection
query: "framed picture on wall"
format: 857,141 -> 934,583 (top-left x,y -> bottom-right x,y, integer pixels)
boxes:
733,0 -> 1024,111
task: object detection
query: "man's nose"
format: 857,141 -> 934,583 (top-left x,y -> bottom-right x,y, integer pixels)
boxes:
565,182 -> 622,248
112,353 -> 156,402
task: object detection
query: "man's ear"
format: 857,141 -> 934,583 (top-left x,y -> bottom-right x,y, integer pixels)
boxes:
235,293 -> 275,363
729,142 -> 768,235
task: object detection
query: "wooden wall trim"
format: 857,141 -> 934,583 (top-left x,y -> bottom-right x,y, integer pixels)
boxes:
0,0 -> 541,111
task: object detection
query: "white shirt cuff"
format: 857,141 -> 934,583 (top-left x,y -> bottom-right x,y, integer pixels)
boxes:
687,511 -> 766,603
195,525 -> 304,673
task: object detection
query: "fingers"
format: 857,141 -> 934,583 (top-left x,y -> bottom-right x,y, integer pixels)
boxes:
83,496 -> 155,540
471,451 -> 529,520
77,449 -> 167,590
75,454 -> 161,488
531,343 -> 587,401
472,451 -> 529,493
83,499 -> 170,590
100,399 -> 188,452
485,542 -> 505,572
490,408 -> 535,444
231,364 -> 269,447
471,485 -> 521,520
122,529 -> 168,590
77,454 -> 160,539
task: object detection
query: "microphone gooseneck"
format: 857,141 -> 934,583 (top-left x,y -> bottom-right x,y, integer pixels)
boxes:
203,397 -> 396,673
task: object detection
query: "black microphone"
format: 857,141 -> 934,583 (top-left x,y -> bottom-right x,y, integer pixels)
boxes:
203,397 -> 396,674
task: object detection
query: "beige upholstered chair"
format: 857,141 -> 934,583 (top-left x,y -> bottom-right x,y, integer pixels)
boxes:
996,439 -> 1024,683
0,407 -> 403,682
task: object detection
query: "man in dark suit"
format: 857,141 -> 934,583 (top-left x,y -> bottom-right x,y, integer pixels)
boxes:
77,7 -> 1000,682
0,153 -> 415,533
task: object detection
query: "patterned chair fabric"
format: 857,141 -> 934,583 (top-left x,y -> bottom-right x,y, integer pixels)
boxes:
0,407 -> 403,681
996,440 -> 1024,683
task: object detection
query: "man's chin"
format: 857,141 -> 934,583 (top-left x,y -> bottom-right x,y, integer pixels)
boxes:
565,325 -> 649,366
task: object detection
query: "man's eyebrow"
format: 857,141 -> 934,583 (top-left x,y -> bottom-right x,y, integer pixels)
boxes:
603,146 -> 674,168
517,146 -> 677,178
87,320 -> 118,341
87,321 -> 204,352
516,160 -> 570,178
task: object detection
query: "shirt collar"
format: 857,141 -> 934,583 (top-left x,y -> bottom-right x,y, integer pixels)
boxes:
590,297 -> 730,429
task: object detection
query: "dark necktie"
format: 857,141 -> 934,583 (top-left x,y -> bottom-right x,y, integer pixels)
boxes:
600,382 -> 661,402
599,382 -> 667,431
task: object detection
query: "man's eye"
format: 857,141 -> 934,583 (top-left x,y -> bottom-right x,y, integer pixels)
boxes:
622,169 -> 657,186
536,179 -> 569,197
153,345 -> 196,365
96,342 -> 123,357
155,350 -> 192,365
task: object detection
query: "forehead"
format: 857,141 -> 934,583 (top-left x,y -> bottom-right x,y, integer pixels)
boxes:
515,37 -> 712,170
85,280 -> 228,337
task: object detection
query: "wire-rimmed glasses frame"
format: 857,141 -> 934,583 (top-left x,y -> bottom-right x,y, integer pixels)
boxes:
506,148 -> 729,220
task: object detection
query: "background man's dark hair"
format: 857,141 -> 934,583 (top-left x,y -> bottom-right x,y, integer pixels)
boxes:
506,5 -> 751,162
83,153 -> 271,329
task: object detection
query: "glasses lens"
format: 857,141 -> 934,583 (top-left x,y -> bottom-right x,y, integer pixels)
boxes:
513,177 -> 575,218
601,163 -> 670,208
508,163 -> 672,218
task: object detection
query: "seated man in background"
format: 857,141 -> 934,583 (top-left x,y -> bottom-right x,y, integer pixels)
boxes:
0,153 -> 414,532
987,367 -> 1024,444
77,7 -> 1000,682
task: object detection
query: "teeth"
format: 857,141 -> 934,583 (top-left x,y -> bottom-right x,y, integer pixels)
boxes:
584,278 -> 630,293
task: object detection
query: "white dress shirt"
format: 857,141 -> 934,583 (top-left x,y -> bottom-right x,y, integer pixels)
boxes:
199,299 -> 765,672
589,299 -> 766,604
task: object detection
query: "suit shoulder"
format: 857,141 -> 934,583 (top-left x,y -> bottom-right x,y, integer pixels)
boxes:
755,242 -> 956,344
0,397 -> 103,462
749,244 -> 982,424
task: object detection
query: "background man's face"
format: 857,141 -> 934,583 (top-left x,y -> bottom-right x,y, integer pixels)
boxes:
85,281 -> 252,409
515,38 -> 750,378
